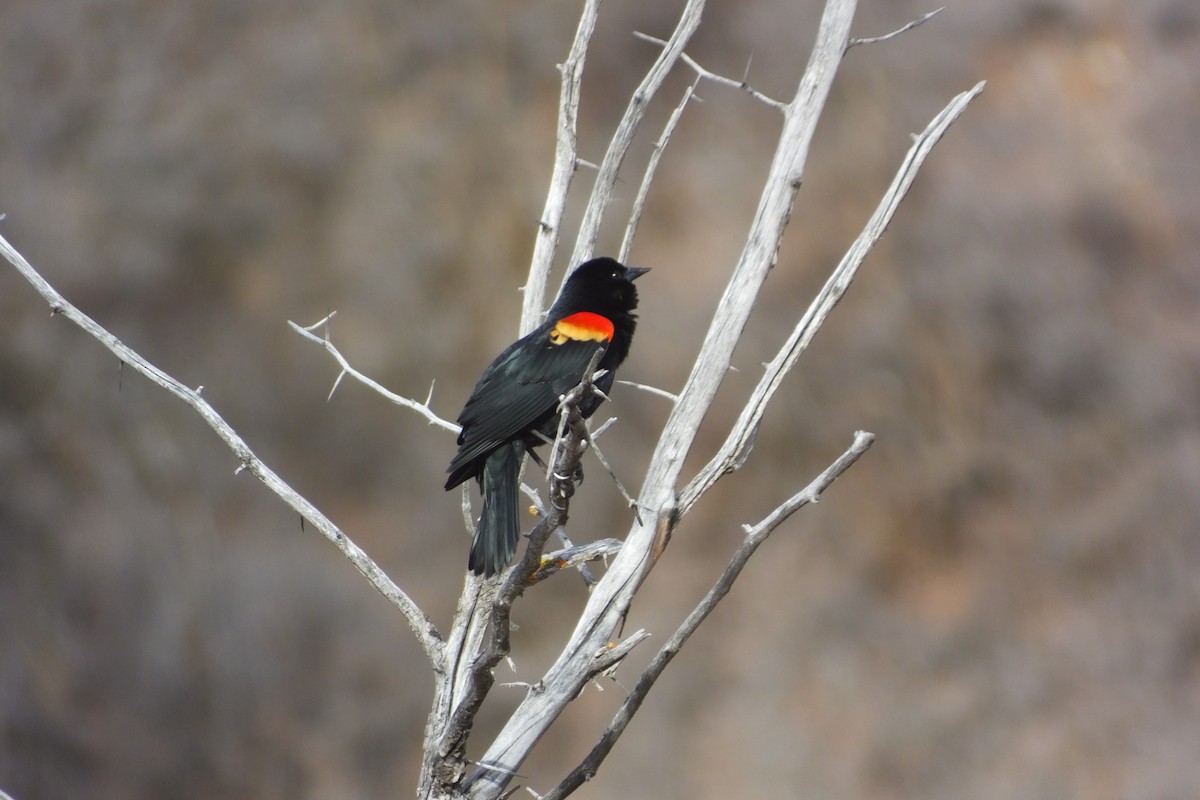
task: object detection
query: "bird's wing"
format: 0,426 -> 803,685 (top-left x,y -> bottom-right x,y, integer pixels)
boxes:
446,330 -> 609,484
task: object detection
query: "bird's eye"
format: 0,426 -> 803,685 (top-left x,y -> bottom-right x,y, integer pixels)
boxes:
612,271 -> 619,279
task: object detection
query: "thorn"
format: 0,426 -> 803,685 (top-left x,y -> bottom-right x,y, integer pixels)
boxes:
327,369 -> 347,401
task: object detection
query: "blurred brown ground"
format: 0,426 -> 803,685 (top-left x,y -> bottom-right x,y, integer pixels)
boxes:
2,1 -> 1198,798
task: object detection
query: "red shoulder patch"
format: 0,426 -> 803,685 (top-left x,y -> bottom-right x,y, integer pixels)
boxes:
549,311 -> 615,345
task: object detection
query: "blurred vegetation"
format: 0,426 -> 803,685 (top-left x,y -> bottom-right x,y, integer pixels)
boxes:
2,1 -> 1198,798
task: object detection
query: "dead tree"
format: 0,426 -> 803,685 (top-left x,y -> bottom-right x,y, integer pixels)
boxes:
1,0 -> 981,797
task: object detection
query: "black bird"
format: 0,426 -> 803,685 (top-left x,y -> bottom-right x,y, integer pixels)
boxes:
445,257 -> 647,575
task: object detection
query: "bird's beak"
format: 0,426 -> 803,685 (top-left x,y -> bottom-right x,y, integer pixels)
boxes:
626,266 -> 650,281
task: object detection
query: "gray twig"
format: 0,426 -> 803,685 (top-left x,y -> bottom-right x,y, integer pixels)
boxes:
848,7 -> 943,48
634,31 -> 786,111
290,315 -> 459,433
619,79 -> 700,262
0,233 -> 446,668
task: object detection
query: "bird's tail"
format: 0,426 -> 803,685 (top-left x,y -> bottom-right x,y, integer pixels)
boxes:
470,441 -> 526,576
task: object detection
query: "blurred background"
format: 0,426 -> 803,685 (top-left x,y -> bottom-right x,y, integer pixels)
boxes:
2,0 -> 1198,798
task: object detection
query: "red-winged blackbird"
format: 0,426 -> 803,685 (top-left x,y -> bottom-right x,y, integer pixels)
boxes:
445,257 -> 647,576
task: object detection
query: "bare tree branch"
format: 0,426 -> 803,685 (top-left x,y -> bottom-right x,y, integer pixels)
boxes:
679,79 -> 987,513
531,538 -> 623,581
0,232 -> 446,669
563,0 -> 706,277
848,7 -> 943,48
634,31 -> 786,110
522,0 -> 603,336
290,314 -> 460,433
545,431 -> 875,799
616,379 -> 679,404
619,79 -> 700,263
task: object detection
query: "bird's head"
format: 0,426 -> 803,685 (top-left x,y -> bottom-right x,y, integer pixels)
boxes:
557,257 -> 649,316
